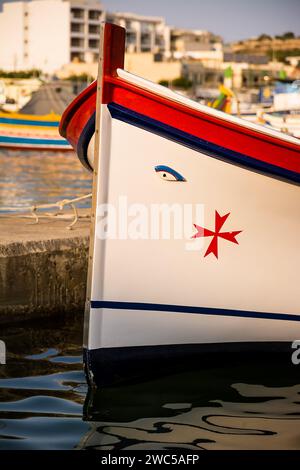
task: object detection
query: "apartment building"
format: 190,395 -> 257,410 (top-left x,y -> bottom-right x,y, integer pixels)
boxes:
69,0 -> 105,63
0,0 -> 171,73
0,0 -> 106,73
106,11 -> 170,55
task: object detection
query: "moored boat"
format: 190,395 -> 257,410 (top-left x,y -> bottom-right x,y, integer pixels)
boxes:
0,111 -> 72,150
260,109 -> 300,138
60,23 -> 300,387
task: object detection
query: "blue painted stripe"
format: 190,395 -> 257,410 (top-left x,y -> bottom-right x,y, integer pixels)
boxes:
77,111 -> 95,171
90,300 -> 300,323
0,117 -> 59,127
107,103 -> 300,185
0,135 -> 70,146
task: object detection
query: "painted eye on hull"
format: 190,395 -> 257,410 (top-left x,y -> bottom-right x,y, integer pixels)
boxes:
155,165 -> 186,182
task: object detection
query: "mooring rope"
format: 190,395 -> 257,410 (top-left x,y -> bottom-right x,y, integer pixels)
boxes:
0,193 -> 92,230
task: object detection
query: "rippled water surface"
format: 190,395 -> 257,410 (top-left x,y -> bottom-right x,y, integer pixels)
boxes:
0,313 -> 89,449
0,150 -> 92,212
1,313 -> 300,450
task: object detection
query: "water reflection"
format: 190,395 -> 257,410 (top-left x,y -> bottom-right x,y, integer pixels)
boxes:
81,357 -> 300,450
0,150 -> 92,212
0,312 -> 300,449
0,313 -> 89,449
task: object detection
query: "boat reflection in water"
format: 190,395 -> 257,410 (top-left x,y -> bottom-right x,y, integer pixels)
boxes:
0,315 -> 300,449
81,353 -> 300,450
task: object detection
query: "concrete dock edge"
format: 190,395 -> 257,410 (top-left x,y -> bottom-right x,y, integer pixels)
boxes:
0,213 -> 90,324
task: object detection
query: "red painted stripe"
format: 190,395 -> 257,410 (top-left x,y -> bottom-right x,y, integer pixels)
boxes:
105,77 -> 300,174
67,92 -> 96,151
60,23 -> 300,175
60,23 -> 125,151
59,81 -> 97,143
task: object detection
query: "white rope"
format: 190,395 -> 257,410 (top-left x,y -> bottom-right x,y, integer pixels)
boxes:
0,193 -> 92,230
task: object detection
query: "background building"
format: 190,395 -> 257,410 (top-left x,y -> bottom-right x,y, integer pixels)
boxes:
0,0 -> 171,73
1,0 -> 298,90
0,0 -> 71,73
171,28 -> 222,60
69,0 -> 105,63
106,11 -> 170,55
0,0 -> 105,73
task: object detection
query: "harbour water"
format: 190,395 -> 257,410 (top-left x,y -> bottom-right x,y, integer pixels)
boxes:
0,150 -> 92,213
1,313 -> 300,449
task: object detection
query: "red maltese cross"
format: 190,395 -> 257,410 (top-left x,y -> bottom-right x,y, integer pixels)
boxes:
192,211 -> 242,259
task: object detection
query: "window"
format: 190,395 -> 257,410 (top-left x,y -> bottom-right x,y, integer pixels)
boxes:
141,33 -> 151,42
88,39 -> 99,49
71,37 -> 84,48
71,8 -> 84,19
89,10 -> 101,20
89,24 -> 100,35
126,32 -> 136,45
141,22 -> 152,34
155,35 -> 164,47
71,23 -> 83,33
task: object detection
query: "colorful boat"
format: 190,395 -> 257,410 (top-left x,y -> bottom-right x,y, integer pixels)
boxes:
260,110 -> 300,138
60,23 -> 300,387
0,111 -> 72,150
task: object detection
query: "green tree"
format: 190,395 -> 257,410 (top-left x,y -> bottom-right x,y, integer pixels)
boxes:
159,77 -> 192,90
282,32 -> 295,40
0,69 -> 41,78
257,34 -> 272,41
171,77 -> 192,90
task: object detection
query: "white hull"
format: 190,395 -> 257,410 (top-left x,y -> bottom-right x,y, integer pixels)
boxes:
87,106 -> 300,351
88,308 -> 300,350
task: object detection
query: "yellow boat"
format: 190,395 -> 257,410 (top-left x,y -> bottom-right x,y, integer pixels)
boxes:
0,111 -> 72,150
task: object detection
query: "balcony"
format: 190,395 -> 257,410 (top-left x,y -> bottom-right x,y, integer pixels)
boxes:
155,35 -> 165,48
71,23 -> 84,34
141,33 -> 152,50
71,8 -> 84,20
141,33 -> 151,42
141,23 -> 153,34
71,37 -> 84,49
88,10 -> 101,21
126,32 -> 137,44
88,24 -> 100,35
88,39 -> 99,49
